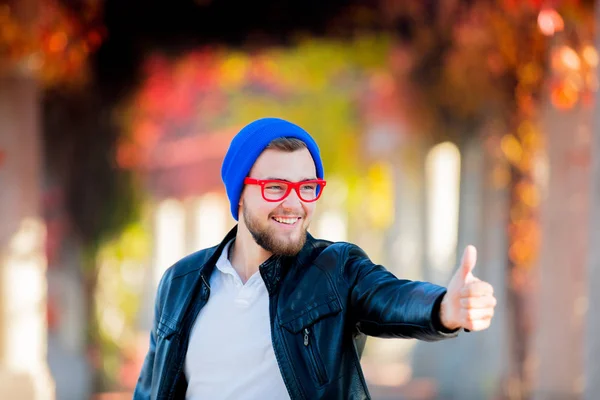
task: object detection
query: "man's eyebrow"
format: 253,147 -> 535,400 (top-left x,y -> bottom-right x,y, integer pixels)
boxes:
264,177 -> 317,182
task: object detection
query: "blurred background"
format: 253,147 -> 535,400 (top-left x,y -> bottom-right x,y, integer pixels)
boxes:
1,0 -> 599,399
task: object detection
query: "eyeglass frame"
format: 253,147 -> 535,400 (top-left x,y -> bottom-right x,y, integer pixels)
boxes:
243,177 -> 327,203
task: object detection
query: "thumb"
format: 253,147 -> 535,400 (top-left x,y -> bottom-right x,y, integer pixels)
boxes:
457,245 -> 477,283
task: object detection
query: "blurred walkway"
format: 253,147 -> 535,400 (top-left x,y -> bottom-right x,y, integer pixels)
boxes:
368,380 -> 440,400
93,379 -> 440,400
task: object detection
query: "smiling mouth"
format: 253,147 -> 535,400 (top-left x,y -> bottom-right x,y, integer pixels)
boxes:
272,216 -> 301,225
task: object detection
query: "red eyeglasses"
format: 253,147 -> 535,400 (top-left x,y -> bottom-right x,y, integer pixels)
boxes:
244,178 -> 327,202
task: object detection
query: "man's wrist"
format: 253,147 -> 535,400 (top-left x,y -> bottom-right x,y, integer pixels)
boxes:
432,293 -> 460,333
438,294 -> 461,332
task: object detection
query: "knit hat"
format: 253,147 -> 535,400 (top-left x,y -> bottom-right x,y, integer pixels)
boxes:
221,117 -> 324,220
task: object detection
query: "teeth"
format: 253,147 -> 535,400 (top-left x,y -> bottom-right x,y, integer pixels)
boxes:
274,217 -> 298,225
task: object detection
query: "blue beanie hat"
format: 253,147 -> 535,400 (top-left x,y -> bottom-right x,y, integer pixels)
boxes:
221,117 -> 324,221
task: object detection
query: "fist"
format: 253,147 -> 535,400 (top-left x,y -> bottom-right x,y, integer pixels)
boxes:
439,245 -> 497,331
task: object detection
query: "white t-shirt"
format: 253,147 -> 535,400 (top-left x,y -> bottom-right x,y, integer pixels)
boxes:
184,240 -> 290,399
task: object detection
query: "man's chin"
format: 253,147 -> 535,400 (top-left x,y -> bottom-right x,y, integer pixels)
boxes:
265,234 -> 306,256
247,219 -> 308,256
271,246 -> 303,257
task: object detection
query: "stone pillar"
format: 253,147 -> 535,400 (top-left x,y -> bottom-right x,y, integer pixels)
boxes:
533,102 -> 592,399
0,2 -> 54,397
412,134 -> 510,399
584,3 -> 600,397
0,78 -> 55,398
445,135 -> 510,399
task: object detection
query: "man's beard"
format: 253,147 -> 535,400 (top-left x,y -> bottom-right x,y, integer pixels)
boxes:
242,203 -> 308,256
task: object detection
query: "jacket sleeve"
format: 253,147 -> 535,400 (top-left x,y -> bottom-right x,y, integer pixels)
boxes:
133,270 -> 169,399
343,244 -> 459,341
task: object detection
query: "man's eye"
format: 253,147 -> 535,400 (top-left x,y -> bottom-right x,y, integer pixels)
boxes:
266,185 -> 284,191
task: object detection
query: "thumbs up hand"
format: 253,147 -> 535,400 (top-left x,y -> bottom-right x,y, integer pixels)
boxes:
439,245 -> 497,332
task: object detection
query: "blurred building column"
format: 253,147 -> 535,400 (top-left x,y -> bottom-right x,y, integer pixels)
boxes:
447,135 -> 510,399
412,134 -> 510,399
0,55 -> 56,400
533,102 -> 592,399
584,3 -> 600,397
0,2 -> 55,399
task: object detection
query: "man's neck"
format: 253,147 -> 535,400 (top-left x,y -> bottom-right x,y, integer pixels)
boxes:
229,228 -> 272,284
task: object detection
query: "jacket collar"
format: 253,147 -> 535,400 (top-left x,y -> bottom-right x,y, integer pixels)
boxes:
199,225 -> 319,294
196,225 -> 238,286
259,231 -> 321,295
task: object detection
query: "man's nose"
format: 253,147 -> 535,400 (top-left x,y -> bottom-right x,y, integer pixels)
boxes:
281,187 -> 303,209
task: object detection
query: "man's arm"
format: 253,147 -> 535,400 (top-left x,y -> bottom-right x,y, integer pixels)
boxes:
344,244 -> 459,341
344,244 -> 496,340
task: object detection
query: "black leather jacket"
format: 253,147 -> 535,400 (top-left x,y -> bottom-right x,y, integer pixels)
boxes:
134,226 -> 458,399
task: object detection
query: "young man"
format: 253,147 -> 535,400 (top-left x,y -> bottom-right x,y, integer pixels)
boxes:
134,117 -> 496,400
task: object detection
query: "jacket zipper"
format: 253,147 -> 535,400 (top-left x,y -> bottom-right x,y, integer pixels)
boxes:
303,328 -> 327,386
269,294 -> 301,400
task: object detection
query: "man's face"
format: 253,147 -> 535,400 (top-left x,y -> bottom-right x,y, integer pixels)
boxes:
240,148 -> 317,256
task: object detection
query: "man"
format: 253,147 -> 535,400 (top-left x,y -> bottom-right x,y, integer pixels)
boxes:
134,117 -> 496,400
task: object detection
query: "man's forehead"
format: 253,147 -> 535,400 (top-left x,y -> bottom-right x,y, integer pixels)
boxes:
250,148 -> 316,178
263,176 -> 317,182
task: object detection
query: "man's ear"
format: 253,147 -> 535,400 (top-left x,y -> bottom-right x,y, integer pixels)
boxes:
237,203 -> 243,222
239,186 -> 246,206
